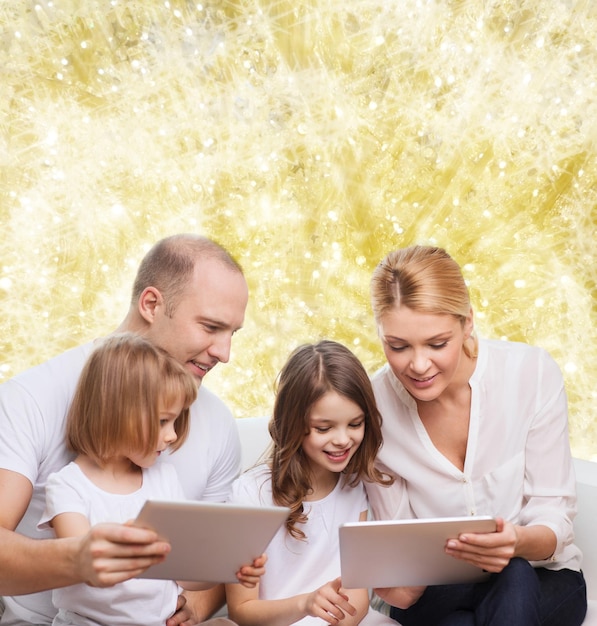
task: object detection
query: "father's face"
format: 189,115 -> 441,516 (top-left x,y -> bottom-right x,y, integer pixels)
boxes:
147,258 -> 249,382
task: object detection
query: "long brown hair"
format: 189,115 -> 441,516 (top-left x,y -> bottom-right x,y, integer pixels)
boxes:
371,245 -> 477,358
66,332 -> 197,466
269,340 -> 393,540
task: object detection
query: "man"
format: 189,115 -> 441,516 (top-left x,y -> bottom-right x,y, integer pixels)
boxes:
0,234 -> 256,625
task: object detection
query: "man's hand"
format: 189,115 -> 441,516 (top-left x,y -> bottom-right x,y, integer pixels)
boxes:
166,594 -> 197,626
77,522 -> 171,587
167,586 -> 227,626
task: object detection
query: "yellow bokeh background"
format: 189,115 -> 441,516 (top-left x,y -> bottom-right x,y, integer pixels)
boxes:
1,1 -> 595,458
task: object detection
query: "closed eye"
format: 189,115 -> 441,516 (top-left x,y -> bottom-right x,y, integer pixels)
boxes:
388,344 -> 408,352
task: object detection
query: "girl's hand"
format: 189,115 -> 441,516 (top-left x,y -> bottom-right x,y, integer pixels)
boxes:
373,585 -> 426,609
302,577 -> 357,624
444,517 -> 517,573
235,553 -> 267,588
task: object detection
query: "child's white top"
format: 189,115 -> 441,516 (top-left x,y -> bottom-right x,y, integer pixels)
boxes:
39,461 -> 185,626
230,464 -> 368,624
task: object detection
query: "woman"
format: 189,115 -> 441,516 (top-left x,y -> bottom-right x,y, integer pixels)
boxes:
366,245 -> 587,626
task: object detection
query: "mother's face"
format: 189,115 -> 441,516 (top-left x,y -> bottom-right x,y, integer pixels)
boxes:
377,305 -> 473,402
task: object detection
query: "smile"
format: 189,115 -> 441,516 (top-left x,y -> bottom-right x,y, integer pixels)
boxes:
325,449 -> 351,463
191,360 -> 210,372
407,373 -> 438,388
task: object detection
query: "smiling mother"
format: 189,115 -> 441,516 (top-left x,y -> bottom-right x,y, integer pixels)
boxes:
366,245 -> 587,626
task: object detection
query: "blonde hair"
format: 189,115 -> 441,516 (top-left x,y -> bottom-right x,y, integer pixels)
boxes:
371,245 -> 477,358
66,332 -> 197,465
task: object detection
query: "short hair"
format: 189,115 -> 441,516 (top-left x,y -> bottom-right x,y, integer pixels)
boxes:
370,245 -> 476,358
131,234 -> 244,316
66,332 -> 197,466
268,340 -> 393,540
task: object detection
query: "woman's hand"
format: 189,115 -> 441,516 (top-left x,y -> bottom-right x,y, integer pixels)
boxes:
444,517 -> 517,573
445,517 -> 557,572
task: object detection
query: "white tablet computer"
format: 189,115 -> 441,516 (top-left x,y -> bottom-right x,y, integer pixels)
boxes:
134,500 -> 289,583
339,515 -> 497,589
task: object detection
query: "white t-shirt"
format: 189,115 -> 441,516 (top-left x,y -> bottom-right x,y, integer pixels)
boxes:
229,465 -> 393,626
0,342 -> 241,623
39,462 -> 185,626
366,337 -> 581,572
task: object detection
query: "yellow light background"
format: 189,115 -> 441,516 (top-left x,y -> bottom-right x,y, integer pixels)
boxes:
1,1 -> 596,459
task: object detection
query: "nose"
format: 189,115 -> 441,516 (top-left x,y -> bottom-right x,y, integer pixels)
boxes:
207,332 -> 232,364
163,422 -> 178,445
410,349 -> 431,374
332,427 -> 351,447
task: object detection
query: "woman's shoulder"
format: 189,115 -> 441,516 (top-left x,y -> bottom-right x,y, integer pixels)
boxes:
480,337 -> 556,365
477,337 -> 562,382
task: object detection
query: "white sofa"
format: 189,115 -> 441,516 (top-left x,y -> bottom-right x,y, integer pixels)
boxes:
235,416 -> 597,624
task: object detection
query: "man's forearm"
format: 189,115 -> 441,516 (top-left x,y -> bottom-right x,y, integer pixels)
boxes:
0,528 -> 80,595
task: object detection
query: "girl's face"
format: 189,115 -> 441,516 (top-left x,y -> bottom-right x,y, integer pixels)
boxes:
378,305 -> 473,402
302,390 -> 365,480
128,396 -> 184,468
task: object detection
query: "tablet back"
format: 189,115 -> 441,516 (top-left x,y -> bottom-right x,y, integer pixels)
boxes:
339,516 -> 496,589
135,500 -> 289,583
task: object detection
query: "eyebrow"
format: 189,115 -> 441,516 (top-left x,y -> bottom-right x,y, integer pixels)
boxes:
310,413 -> 365,424
384,331 -> 454,342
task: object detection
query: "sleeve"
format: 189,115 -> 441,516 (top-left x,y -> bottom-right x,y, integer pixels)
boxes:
38,470 -> 88,531
0,379 -> 45,483
228,467 -> 271,507
201,409 -> 242,502
521,349 -> 577,561
365,465 -> 413,521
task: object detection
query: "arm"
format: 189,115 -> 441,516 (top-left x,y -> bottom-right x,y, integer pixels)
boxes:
0,468 -> 172,594
446,350 -> 572,572
226,577 -> 369,626
373,586 -> 426,610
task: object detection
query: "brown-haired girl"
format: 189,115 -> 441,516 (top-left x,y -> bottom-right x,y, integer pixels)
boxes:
225,340 -> 395,626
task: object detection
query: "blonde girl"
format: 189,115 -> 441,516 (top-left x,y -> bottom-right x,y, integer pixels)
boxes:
39,333 -> 237,626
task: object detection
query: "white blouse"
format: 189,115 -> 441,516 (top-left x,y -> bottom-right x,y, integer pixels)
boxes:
366,338 -> 581,572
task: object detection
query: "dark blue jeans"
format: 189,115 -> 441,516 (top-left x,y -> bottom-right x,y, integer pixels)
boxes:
389,558 -> 587,626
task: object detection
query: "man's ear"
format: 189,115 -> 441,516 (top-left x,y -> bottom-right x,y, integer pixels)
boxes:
138,287 -> 163,324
